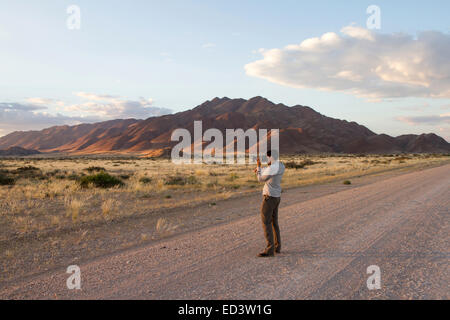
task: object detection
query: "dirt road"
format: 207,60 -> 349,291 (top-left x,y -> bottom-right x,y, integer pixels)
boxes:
1,164 -> 449,299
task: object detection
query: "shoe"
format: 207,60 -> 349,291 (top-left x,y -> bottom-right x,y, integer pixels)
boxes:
258,252 -> 274,257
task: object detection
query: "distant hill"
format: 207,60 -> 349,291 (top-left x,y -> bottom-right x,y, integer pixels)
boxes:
0,97 -> 449,155
0,146 -> 41,156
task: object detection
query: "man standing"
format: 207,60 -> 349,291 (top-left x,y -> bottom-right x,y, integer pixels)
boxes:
255,150 -> 285,257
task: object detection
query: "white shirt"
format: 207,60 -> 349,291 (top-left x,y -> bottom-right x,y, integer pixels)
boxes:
256,161 -> 285,197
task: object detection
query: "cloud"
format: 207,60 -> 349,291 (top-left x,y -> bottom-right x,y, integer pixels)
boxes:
0,102 -> 99,136
0,102 -> 46,112
245,26 -> 450,100
397,103 -> 430,112
438,127 -> 450,142
75,92 -> 120,102
67,92 -> 172,119
396,113 -> 450,125
0,93 -> 173,137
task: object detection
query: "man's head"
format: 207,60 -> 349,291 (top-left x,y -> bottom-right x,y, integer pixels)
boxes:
267,149 -> 279,163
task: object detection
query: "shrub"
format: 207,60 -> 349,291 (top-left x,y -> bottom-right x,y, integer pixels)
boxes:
0,173 -> 15,186
164,176 -> 185,185
343,180 -> 352,185
394,156 -> 411,161
13,165 -> 44,180
285,161 -> 303,169
67,174 -> 81,181
46,169 -> 61,177
15,166 -> 39,173
139,177 -> 152,184
285,160 -> 317,169
85,166 -> 106,173
185,175 -> 199,185
79,172 -> 124,189
164,175 -> 198,186
206,180 -> 219,188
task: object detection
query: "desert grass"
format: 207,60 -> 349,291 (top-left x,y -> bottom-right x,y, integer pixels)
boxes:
0,154 -> 449,242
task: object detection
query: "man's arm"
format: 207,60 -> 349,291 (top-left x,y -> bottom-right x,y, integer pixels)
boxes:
256,166 -> 272,182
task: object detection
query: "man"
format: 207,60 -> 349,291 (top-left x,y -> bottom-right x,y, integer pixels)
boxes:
255,150 -> 285,257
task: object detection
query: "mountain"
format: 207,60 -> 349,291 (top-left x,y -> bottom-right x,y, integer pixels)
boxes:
0,146 -> 41,156
0,97 -> 449,155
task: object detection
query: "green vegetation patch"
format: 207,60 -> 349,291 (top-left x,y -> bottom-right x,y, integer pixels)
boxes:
79,172 -> 124,188
0,173 -> 15,186
84,166 -> 107,173
285,159 -> 318,169
164,175 -> 199,186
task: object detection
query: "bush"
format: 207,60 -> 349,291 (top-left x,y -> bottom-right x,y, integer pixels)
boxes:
164,175 -> 198,186
13,165 -> 44,180
15,166 -> 40,173
79,172 -> 124,189
139,177 -> 152,184
85,166 -> 106,173
0,173 -> 15,186
285,161 -> 303,169
394,156 -> 411,161
206,180 -> 219,188
343,180 -> 352,185
185,176 -> 199,185
285,160 -> 318,170
67,174 -> 81,181
46,169 -> 61,177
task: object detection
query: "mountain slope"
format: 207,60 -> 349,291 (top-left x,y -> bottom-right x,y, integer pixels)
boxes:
0,146 -> 41,156
0,97 -> 449,155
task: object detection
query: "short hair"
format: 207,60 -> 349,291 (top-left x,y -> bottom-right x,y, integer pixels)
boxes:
267,149 -> 279,160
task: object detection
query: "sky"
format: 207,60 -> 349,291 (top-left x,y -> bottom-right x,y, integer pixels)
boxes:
0,0 -> 449,141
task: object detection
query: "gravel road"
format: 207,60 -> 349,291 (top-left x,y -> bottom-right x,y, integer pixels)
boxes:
1,164 -> 449,299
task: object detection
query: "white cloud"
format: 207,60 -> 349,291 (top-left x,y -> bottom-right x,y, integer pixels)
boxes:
75,92 -> 120,102
26,97 -> 65,107
0,93 -> 173,137
0,102 -> 99,136
245,26 -> 450,100
67,92 -> 171,119
438,127 -> 450,142
396,113 -> 450,125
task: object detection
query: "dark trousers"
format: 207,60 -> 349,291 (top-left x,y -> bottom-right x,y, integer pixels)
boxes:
260,195 -> 281,254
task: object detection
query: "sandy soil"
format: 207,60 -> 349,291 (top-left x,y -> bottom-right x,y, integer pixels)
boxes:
1,163 -> 448,299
